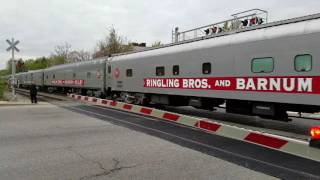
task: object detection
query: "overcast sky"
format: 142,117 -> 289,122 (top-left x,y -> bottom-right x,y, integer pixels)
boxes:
0,0 -> 320,69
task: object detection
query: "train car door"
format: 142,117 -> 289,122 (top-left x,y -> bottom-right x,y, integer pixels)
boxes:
106,60 -> 112,96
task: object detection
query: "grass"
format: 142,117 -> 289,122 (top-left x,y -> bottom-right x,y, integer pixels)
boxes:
0,79 -> 7,100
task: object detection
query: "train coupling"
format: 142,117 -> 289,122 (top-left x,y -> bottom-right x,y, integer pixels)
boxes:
309,126 -> 320,148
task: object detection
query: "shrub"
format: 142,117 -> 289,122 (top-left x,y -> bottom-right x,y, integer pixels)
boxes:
0,79 -> 7,100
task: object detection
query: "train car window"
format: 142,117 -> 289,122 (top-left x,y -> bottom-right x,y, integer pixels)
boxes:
251,57 -> 274,73
108,65 -> 111,74
73,73 -> 76,78
126,69 -> 133,77
53,74 -> 55,79
173,65 -> 179,75
87,72 -> 91,79
202,63 -> 211,74
156,66 -> 165,76
295,54 -> 312,72
46,75 -> 48,79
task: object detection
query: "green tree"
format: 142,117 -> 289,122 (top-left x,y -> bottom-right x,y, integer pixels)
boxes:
0,69 -> 9,76
0,69 -> 9,100
94,27 -> 133,58
24,57 -> 49,70
0,78 -> 6,100
49,56 -> 65,66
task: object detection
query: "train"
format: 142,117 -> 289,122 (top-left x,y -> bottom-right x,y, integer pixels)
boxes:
7,11 -> 320,121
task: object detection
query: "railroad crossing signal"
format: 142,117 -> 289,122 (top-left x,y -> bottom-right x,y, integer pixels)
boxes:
6,38 -> 20,100
6,39 -> 20,52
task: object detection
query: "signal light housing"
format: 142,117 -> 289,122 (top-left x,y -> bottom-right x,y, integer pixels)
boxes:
311,126 -> 320,139
309,126 -> 320,148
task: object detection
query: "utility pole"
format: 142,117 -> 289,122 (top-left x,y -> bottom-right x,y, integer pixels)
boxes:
6,38 -> 20,100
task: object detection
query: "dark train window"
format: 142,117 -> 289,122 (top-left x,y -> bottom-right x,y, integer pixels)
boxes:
202,63 -> 211,74
53,74 -> 55,79
73,73 -> 76,78
126,69 -> 133,77
87,72 -> 91,79
173,65 -> 179,75
108,65 -> 111,74
252,57 -> 274,73
46,75 -> 48,79
295,54 -> 312,72
156,66 -> 165,76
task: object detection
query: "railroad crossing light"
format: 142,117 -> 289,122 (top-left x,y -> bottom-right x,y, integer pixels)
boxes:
309,126 -> 320,148
311,126 -> 320,139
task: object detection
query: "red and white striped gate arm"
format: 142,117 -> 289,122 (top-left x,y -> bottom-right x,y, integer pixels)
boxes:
69,94 -> 320,162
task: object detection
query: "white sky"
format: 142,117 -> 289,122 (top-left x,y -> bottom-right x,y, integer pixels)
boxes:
1,0 -> 320,69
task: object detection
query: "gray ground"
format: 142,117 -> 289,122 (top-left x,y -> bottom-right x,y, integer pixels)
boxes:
0,103 -> 278,180
3,90 -> 30,102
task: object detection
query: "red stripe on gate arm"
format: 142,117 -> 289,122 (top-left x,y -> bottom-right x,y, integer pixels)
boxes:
163,113 -> 180,121
110,101 -> 117,106
77,96 -> 81,99
195,120 -> 221,132
140,108 -> 152,115
84,97 -> 89,101
72,95 -> 75,98
123,104 -> 133,110
92,98 -> 97,102
101,100 -> 108,105
244,133 -> 288,149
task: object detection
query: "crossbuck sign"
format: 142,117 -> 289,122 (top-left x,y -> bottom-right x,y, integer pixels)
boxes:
6,39 -> 20,52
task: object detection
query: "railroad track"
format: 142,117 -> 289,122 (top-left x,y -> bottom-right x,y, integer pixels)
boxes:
14,88 -> 69,101
14,88 -> 318,141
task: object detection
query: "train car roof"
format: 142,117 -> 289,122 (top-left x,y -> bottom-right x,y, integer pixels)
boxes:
110,12 -> 320,62
45,58 -> 107,71
15,69 -> 44,75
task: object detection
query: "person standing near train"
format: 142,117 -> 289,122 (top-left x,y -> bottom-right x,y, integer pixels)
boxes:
30,84 -> 38,104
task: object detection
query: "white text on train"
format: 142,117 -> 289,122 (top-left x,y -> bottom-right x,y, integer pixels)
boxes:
236,78 -> 312,92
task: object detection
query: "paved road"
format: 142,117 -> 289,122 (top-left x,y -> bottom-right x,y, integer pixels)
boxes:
0,103 -> 278,180
65,103 -> 320,180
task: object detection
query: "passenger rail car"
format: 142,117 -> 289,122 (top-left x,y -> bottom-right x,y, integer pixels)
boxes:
43,58 -> 107,97
16,70 -> 43,89
111,13 -> 320,120
12,12 -> 320,121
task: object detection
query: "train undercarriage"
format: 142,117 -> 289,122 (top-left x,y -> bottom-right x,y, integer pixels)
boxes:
111,91 -> 320,121
27,86 -> 320,122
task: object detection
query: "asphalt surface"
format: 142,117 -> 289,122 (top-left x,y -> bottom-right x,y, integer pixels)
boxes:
0,103 -> 280,180
65,103 -> 320,180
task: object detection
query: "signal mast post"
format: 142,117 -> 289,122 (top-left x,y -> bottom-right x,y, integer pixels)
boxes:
11,44 -> 16,99
6,38 -> 20,101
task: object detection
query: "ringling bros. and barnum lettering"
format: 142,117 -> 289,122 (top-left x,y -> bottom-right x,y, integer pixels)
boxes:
144,76 -> 319,94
